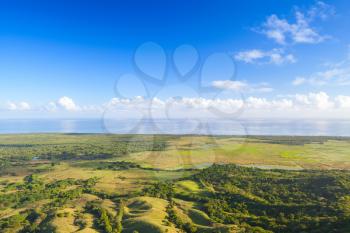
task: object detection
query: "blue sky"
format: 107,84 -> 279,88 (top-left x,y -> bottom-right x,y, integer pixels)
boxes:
1,0 -> 350,119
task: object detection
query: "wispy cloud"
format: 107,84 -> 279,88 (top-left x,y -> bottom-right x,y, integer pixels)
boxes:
258,1 -> 334,45
211,80 -> 248,91
235,48 -> 296,65
212,80 -> 274,93
293,57 -> 350,86
292,77 -> 307,86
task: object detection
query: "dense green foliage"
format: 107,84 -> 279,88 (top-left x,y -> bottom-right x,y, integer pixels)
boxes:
141,164 -> 350,232
79,161 -> 141,170
0,134 -> 167,161
166,200 -> 198,233
191,164 -> 350,233
142,182 -> 174,200
0,174 -> 97,210
0,175 -> 98,232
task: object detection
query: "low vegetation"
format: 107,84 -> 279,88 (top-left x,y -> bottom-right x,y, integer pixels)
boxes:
1,134 -> 350,232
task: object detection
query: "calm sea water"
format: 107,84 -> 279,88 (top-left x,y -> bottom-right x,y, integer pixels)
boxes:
0,119 -> 349,136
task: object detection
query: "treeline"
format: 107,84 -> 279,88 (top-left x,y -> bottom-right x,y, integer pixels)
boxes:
246,135 -> 350,145
0,137 -> 167,160
78,161 -> 141,171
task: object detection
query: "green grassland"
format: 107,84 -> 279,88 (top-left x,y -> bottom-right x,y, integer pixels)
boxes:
1,134 -> 350,232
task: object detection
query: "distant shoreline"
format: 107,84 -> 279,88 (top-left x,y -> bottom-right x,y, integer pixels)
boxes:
1,132 -> 350,138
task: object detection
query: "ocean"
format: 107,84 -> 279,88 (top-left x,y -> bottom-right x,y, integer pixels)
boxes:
0,119 -> 349,136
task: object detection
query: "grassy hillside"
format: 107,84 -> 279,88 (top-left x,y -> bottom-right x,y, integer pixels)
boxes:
1,134 -> 350,232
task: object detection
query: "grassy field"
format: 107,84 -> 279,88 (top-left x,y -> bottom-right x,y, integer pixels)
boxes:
1,134 -> 350,232
126,135 -> 350,170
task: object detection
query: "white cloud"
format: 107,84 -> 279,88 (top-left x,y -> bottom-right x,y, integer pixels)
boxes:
6,102 -> 17,111
295,94 -> 311,105
1,91 -> 350,119
41,97 -> 101,113
212,80 -> 274,93
259,1 -> 333,45
19,102 -> 31,110
294,62 -> 350,86
45,102 -> 58,112
57,96 -> 79,111
307,1 -> 336,20
294,92 -> 335,110
6,101 -> 31,111
293,43 -> 350,87
270,52 -> 296,65
212,80 -> 248,91
245,97 -> 294,109
235,50 -> 265,63
102,92 -> 350,119
3,98 -> 82,113
235,49 -> 296,65
336,95 -> 350,108
292,77 -> 307,86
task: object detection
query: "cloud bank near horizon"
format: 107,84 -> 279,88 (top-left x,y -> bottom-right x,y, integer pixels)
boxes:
1,92 -> 350,119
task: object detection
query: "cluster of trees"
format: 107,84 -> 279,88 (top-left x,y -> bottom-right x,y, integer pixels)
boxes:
0,213 -> 29,232
0,207 -> 57,232
90,161 -> 141,170
165,200 -> 198,233
0,174 -> 98,210
98,161 -> 140,170
142,181 -> 174,200
0,135 -> 168,161
86,200 -> 124,233
139,164 -> 350,232
192,164 -> 350,233
0,174 -> 100,232
142,182 -> 199,233
73,212 -> 87,230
